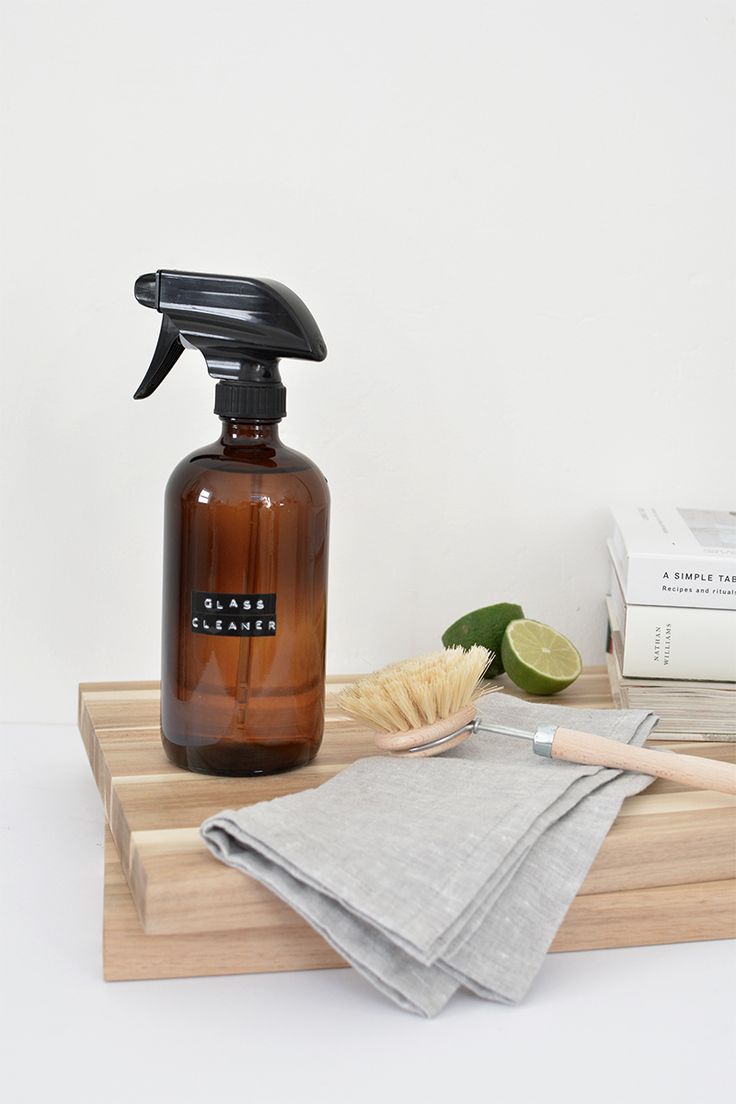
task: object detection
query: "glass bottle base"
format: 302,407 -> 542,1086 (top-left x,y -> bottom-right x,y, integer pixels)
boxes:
161,733 -> 320,777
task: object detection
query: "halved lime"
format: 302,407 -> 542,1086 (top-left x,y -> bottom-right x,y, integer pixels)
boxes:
501,619 -> 582,695
442,602 -> 524,677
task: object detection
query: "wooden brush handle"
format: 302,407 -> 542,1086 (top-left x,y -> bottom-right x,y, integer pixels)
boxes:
374,705 -> 476,755
551,727 -> 736,796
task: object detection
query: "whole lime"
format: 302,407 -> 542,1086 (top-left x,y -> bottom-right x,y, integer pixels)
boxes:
442,603 -> 524,677
500,619 -> 582,695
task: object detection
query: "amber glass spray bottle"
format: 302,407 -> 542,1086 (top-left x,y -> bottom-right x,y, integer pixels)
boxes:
134,270 -> 329,776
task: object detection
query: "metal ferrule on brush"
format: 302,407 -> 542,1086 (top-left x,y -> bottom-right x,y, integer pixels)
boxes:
406,718 -> 558,757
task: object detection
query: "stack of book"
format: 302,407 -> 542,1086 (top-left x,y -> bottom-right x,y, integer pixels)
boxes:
606,506 -> 736,741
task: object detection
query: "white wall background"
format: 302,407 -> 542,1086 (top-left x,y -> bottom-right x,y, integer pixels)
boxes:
1,1 -> 733,723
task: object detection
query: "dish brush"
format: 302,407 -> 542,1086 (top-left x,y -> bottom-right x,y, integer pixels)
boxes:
339,646 -> 736,795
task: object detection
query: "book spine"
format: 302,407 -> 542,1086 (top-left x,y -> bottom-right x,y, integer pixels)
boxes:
609,535 -> 736,612
617,601 -> 736,681
626,557 -> 736,610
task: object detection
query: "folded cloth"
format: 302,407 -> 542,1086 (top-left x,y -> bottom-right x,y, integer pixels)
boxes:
201,693 -> 658,1016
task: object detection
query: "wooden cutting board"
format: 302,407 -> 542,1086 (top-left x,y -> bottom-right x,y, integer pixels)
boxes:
79,670 -> 736,979
102,826 -> 736,981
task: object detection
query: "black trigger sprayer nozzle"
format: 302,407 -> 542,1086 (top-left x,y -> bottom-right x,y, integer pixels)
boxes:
133,269 -> 327,420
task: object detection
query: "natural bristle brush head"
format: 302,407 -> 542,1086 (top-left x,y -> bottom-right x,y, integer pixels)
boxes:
340,650 -> 736,791
339,646 -> 499,757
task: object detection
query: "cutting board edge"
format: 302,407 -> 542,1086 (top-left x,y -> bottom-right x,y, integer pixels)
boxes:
81,674 -> 736,942
102,829 -> 736,982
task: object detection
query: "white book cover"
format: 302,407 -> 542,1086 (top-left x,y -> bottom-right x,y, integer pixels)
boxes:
609,506 -> 736,610
607,559 -> 736,681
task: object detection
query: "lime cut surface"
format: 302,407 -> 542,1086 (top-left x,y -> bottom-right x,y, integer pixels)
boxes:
500,619 -> 582,695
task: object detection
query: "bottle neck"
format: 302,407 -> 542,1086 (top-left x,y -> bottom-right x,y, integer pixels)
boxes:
219,418 -> 283,446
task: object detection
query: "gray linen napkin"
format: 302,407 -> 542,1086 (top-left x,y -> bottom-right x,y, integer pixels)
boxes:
201,693 -> 658,1016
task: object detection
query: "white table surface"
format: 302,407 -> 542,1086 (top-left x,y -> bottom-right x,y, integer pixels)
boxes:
2,722 -> 734,1104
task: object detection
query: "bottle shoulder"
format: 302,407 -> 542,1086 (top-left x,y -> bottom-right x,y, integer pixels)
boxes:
176,436 -> 322,471
166,437 -> 329,506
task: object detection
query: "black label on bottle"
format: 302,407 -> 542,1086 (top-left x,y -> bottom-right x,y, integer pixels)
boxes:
191,592 -> 277,637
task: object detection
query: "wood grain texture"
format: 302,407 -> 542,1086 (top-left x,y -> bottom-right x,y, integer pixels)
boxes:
103,827 -> 736,981
103,829 -> 344,980
549,878 -> 736,952
80,671 -> 736,944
